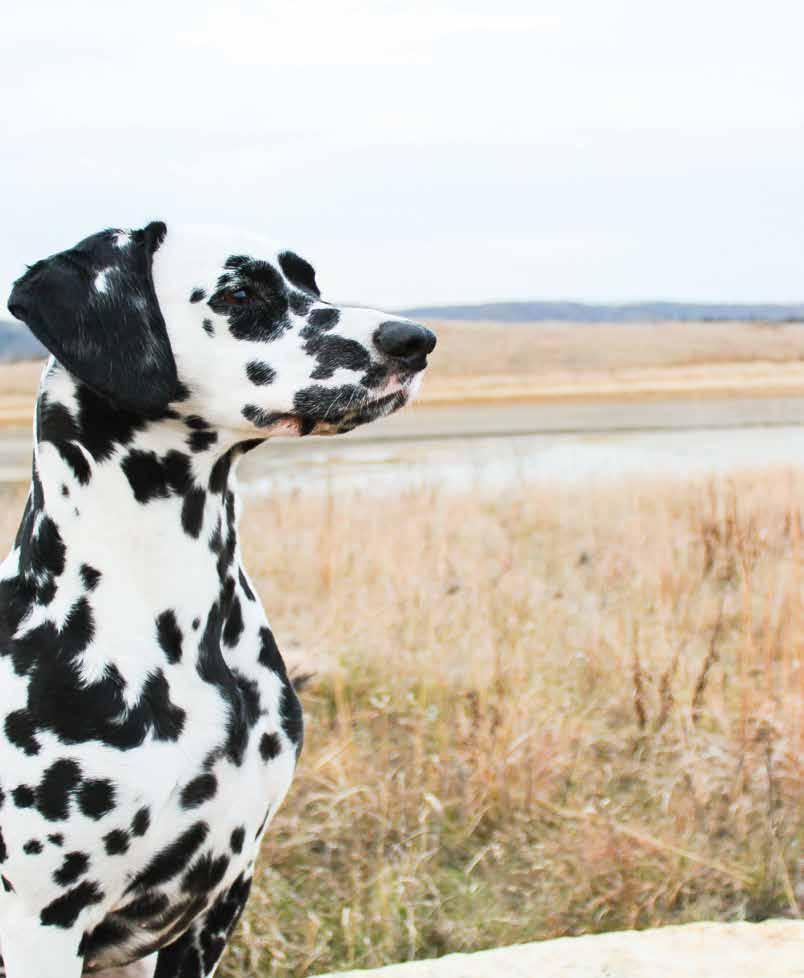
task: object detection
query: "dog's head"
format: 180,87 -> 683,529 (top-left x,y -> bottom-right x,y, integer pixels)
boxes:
8,222 -> 435,436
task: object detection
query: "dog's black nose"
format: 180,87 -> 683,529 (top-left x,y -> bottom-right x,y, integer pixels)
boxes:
374,321 -> 437,363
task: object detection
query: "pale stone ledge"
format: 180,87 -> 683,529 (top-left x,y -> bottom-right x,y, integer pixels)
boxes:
312,919 -> 803,978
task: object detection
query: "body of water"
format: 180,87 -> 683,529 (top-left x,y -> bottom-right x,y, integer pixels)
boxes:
1,397 -> 802,493
240,396 -> 804,495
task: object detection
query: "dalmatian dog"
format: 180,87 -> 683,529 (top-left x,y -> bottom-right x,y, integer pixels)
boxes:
0,222 -> 435,978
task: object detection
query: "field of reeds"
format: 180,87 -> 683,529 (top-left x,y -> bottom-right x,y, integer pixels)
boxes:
0,468 -> 801,977
220,470 -> 801,976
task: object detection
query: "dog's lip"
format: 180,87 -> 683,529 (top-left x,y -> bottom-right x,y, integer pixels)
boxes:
366,388 -> 407,407
375,371 -> 415,396
388,358 -> 429,380
246,380 -> 413,434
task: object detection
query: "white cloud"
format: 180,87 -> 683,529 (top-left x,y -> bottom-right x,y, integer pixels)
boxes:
2,0 -> 804,307
181,6 -> 561,66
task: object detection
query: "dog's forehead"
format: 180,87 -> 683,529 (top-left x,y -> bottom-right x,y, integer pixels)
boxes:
153,225 -> 294,298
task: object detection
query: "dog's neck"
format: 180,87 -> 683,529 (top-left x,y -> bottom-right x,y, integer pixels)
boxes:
11,361 -> 259,621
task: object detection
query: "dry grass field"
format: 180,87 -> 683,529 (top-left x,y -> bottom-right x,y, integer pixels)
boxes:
232,473 -> 800,975
425,319 -> 804,377
0,322 -> 801,975
420,320 -> 804,403
3,469 -> 794,976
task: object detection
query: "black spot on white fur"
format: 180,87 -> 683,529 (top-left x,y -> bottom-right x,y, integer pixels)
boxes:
306,334 -> 371,380
40,879 -> 104,928
126,821 -> 208,893
259,732 -> 281,761
131,807 -> 150,836
121,449 -> 192,504
156,610 -> 183,664
53,851 -> 89,886
180,774 -> 217,810
103,830 -> 130,856
245,360 -> 276,386
80,564 -> 101,591
241,404 -> 283,428
302,307 -> 339,333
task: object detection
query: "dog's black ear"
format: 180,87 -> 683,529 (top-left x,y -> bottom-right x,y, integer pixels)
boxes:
7,221 -> 179,417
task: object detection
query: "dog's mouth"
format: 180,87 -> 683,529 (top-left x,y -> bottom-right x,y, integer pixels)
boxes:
303,380 -> 414,435
253,375 -> 418,438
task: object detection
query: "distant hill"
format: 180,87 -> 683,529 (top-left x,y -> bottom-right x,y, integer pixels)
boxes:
0,319 -> 44,362
397,301 -> 804,323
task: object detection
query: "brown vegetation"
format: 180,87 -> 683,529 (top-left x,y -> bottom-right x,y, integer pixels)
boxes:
203,471 -> 800,975
0,472 -> 800,976
417,320 -> 804,404
424,319 -> 804,377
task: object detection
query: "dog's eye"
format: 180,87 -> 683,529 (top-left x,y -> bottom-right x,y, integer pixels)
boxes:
222,288 -> 253,305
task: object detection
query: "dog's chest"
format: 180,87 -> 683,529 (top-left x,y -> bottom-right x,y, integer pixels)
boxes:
82,647 -> 300,970
0,547 -> 302,969
80,612 -> 301,967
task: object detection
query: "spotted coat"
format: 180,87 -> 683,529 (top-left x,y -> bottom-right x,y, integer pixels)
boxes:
0,222 -> 434,978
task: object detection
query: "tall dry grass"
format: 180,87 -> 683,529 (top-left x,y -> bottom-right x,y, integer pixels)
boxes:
218,470 -> 802,976
0,471 -> 801,977
426,320 -> 804,377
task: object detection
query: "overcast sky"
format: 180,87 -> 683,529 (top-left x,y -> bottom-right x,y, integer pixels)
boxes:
3,1 -> 804,308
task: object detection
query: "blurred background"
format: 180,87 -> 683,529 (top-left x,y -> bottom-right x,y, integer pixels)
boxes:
1,3 -> 802,976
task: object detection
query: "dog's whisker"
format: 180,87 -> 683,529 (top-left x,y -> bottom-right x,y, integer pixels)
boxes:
323,387 -> 349,420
